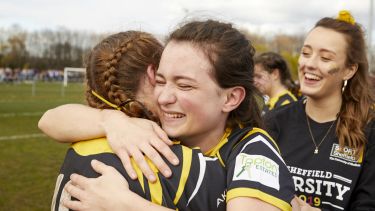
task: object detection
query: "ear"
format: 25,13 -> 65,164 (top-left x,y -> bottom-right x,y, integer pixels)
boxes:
222,86 -> 245,113
343,64 -> 358,80
146,64 -> 156,85
270,68 -> 280,81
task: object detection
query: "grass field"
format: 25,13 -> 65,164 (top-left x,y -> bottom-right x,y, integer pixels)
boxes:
0,82 -> 85,210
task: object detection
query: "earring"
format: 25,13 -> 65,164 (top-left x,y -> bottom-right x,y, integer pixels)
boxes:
342,80 -> 348,93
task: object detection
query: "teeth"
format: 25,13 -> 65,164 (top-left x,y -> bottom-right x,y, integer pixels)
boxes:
305,73 -> 321,81
164,112 -> 185,118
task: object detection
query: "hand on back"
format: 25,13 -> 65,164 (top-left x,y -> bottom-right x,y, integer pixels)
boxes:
101,109 -> 179,182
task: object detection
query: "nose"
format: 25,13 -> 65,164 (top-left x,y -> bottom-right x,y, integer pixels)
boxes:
156,84 -> 177,106
298,54 -> 317,71
253,79 -> 261,88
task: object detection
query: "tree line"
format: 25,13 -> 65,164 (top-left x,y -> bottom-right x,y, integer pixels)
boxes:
0,25 -> 311,80
0,25 -> 105,72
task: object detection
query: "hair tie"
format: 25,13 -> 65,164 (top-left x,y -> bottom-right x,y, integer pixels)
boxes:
91,90 -> 121,110
336,10 -> 355,25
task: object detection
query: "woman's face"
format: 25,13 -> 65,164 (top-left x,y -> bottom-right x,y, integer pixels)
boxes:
254,64 -> 273,96
298,26 -> 351,99
154,41 -> 229,148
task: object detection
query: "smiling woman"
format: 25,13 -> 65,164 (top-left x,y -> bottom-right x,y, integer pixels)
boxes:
265,11 -> 375,211
154,41 -> 230,152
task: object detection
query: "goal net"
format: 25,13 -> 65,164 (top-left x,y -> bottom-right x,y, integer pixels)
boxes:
63,67 -> 86,87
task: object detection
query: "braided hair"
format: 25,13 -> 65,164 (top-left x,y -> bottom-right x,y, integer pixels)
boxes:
85,31 -> 163,122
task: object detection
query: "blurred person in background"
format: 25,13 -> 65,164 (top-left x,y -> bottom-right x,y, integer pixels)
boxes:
253,52 -> 298,113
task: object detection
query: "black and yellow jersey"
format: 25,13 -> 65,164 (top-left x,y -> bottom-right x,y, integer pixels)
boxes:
208,126 -> 294,210
51,140 -> 226,211
52,126 -> 294,211
265,90 -> 297,112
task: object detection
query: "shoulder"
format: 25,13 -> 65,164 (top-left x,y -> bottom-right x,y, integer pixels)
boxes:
231,127 -> 283,160
267,100 -> 304,121
71,138 -> 114,156
276,92 -> 297,106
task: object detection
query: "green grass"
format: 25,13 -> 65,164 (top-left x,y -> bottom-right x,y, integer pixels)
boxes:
0,82 -> 85,210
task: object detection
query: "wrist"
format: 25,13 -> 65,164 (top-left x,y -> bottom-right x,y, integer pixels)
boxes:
100,109 -> 128,129
120,191 -> 152,211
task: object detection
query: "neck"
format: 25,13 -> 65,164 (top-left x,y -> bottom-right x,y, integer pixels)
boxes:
305,95 -> 342,122
180,123 -> 227,153
269,82 -> 288,99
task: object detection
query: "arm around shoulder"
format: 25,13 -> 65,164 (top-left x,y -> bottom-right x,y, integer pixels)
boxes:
38,104 -> 111,142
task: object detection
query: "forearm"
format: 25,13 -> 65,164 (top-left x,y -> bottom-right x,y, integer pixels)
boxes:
38,104 -> 108,142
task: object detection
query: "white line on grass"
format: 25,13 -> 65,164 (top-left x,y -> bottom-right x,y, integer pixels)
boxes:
0,133 -> 47,141
0,112 -> 44,117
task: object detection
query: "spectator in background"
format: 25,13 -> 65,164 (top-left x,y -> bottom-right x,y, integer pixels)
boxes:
0,68 -> 4,82
254,52 -> 298,113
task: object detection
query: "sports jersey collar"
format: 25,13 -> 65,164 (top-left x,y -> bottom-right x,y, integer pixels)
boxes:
267,89 -> 294,109
205,127 -> 232,156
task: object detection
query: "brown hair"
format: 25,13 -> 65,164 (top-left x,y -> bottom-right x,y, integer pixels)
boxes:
254,52 -> 299,97
85,31 -> 163,122
166,20 -> 263,128
315,18 -> 375,152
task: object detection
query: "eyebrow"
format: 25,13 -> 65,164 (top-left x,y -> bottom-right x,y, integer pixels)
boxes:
302,45 -> 336,55
156,73 -> 197,82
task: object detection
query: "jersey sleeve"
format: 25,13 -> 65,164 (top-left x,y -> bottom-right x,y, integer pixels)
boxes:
349,122 -> 375,210
226,130 -> 294,211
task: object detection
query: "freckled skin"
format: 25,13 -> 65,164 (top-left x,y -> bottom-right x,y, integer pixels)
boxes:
328,67 -> 340,75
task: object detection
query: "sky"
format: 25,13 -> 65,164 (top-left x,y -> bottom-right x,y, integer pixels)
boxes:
0,0 -> 374,45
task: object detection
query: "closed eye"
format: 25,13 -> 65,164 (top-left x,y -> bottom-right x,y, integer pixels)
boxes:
155,79 -> 166,85
178,84 -> 194,90
321,57 -> 332,62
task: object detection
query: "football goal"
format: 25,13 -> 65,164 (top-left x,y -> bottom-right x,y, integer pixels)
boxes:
63,67 -> 86,87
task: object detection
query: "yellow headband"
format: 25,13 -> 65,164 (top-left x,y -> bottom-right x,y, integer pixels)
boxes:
336,10 -> 355,25
91,90 -> 121,110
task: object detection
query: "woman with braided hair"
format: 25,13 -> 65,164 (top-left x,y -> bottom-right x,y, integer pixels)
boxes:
51,30 -> 241,211
41,20 -> 295,211
266,11 -> 375,210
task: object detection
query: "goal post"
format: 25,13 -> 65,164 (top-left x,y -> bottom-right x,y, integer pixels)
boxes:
63,67 -> 86,87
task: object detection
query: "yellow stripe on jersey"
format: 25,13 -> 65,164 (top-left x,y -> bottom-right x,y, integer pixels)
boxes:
267,90 -> 296,110
205,128 -> 231,164
173,146 -> 192,204
72,138 -> 113,156
216,152 -> 226,167
72,138 -> 149,194
147,158 -> 163,205
227,188 -> 292,211
239,127 -> 281,154
131,159 -> 145,193
280,100 -> 290,106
